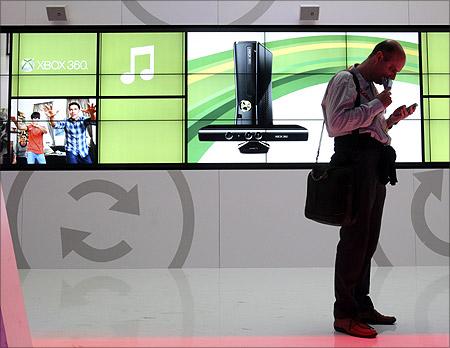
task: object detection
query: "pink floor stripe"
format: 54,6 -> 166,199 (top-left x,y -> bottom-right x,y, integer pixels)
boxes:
0,186 -> 33,347
32,334 -> 449,348
0,309 -> 7,348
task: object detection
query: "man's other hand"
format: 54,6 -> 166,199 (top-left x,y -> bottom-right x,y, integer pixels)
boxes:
387,104 -> 414,128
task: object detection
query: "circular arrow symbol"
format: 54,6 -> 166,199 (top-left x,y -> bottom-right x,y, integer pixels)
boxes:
6,171 -> 33,269
412,170 -> 449,257
68,179 -> 140,215
7,171 -> 194,268
61,227 -> 132,262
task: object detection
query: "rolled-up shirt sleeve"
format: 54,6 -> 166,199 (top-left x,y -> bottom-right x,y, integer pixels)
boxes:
54,121 -> 66,129
322,73 -> 385,137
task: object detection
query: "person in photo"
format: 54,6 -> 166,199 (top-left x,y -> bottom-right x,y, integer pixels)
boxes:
11,111 -> 48,164
44,101 -> 96,164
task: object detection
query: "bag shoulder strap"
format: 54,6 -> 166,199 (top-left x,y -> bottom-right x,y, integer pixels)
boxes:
316,69 -> 361,162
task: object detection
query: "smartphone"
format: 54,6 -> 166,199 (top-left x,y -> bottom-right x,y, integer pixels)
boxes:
382,78 -> 393,90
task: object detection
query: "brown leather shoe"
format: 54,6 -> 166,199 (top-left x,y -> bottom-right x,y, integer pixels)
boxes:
359,309 -> 396,325
334,318 -> 377,338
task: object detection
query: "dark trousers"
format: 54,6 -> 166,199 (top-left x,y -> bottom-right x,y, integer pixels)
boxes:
66,151 -> 92,164
331,134 -> 386,319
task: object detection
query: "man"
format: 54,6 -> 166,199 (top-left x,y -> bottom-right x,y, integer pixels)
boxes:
13,134 -> 28,165
44,102 -> 96,164
322,40 -> 417,338
11,111 -> 47,164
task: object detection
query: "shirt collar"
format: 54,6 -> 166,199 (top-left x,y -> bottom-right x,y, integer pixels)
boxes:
350,64 -> 371,90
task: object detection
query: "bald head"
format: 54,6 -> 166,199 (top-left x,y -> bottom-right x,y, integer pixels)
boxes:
368,39 -> 405,62
356,39 -> 406,85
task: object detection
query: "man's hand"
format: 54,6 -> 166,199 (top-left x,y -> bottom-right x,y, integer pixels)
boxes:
33,122 -> 48,134
11,115 -> 27,131
44,104 -> 57,127
376,89 -> 392,108
387,104 -> 416,128
82,103 -> 96,116
43,104 -> 56,118
82,103 -> 96,120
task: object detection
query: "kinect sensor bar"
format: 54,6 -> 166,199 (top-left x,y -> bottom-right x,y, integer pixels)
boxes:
198,125 -> 308,142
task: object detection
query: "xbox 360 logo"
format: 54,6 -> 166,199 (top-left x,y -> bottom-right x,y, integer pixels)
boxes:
21,58 -> 34,72
240,100 -> 252,112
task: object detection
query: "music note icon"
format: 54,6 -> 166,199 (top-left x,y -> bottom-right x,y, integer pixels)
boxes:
120,45 -> 155,85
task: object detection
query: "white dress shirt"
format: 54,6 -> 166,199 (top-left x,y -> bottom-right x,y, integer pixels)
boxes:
321,66 -> 391,145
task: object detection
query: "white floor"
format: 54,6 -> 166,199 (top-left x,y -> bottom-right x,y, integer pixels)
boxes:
20,266 -> 449,347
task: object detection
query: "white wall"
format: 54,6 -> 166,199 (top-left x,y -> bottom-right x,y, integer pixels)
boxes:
0,1 -> 448,268
0,1 -> 449,26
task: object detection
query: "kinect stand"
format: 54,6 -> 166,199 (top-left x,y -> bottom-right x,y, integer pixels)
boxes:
238,141 -> 270,154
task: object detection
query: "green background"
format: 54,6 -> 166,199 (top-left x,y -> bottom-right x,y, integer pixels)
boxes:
422,32 -> 450,162
12,33 -> 97,96
99,98 -> 184,163
98,32 -> 186,163
100,32 -> 185,96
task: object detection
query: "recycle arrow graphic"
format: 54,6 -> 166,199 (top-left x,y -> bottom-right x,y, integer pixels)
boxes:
68,179 -> 140,215
411,170 -> 449,257
8,171 -> 194,268
61,227 -> 132,262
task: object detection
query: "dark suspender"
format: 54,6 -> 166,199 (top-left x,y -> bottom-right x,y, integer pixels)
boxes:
348,69 -> 361,135
316,69 -> 362,161
348,69 -> 361,108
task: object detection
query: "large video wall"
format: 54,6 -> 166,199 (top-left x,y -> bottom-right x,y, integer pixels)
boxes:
3,28 -> 449,167
421,32 -> 450,162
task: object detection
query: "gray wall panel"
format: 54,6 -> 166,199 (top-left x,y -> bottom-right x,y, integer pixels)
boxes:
181,170 -> 220,268
121,1 -> 218,25
218,1 -> 410,25
1,168 -> 449,269
376,170 -> 417,266
0,0 -> 26,25
412,169 -> 450,265
219,170 -> 339,268
409,1 -> 450,24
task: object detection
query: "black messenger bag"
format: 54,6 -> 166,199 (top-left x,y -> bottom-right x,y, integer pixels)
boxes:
304,69 -> 361,227
305,162 -> 355,226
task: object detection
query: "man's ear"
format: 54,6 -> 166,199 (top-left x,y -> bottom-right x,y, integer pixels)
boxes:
374,51 -> 384,63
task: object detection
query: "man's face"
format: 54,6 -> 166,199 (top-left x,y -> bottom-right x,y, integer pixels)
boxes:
69,105 -> 80,120
373,51 -> 406,85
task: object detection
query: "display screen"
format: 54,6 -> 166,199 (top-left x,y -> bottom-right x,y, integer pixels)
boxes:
3,28 -> 449,168
10,33 -> 97,165
98,33 -> 185,163
422,32 -> 450,162
187,32 -> 422,163
10,98 -> 97,165
12,33 -> 97,97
